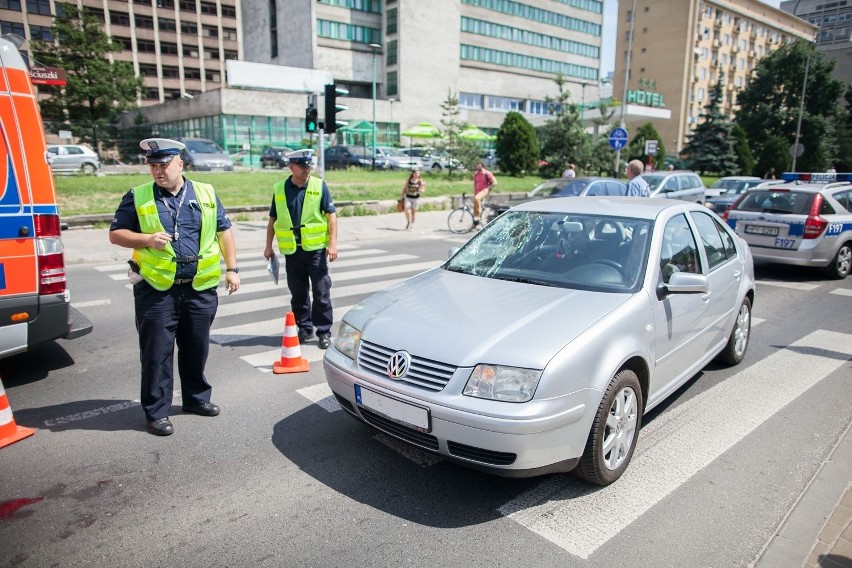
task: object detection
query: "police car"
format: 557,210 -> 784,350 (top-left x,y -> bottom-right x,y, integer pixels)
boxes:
723,172 -> 852,279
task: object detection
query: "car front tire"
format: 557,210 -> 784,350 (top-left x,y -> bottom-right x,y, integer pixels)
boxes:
717,297 -> 751,365
825,242 -> 851,280
431,163 -> 442,172
576,369 -> 642,486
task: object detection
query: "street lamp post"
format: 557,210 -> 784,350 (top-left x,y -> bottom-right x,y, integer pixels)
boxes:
615,0 -> 638,177
388,97 -> 396,146
369,43 -> 382,170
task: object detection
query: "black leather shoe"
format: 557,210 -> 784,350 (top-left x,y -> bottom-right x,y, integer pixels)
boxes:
182,402 -> 220,417
298,328 -> 314,343
318,334 -> 331,350
147,417 -> 174,436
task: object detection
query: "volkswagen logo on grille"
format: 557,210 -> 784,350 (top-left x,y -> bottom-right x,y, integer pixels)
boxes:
386,351 -> 411,380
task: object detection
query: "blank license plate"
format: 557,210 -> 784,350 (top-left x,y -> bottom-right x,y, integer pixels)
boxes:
745,225 -> 779,236
355,385 -> 430,432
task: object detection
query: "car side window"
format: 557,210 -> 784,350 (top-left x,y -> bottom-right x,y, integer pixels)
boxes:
609,181 -> 627,196
833,190 -> 852,212
664,177 -> 678,191
67,147 -> 83,155
586,183 -> 603,196
690,211 -> 733,270
48,147 -> 59,156
660,214 -> 700,283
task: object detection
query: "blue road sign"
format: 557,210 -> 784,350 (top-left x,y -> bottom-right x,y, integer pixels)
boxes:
609,127 -> 628,150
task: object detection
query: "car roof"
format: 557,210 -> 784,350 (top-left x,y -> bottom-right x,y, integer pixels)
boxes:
510,196 -> 696,219
748,181 -> 852,193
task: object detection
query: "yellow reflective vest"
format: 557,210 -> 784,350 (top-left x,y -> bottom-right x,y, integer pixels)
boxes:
131,181 -> 221,291
273,176 -> 330,254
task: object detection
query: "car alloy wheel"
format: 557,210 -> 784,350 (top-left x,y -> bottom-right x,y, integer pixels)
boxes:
826,243 -> 851,280
577,369 -> 642,486
718,297 -> 751,365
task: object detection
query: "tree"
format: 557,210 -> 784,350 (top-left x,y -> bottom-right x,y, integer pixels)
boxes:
495,111 -> 538,176
753,135 -> 790,178
829,86 -> 852,172
625,123 -> 666,171
31,3 -> 142,156
436,90 -> 480,174
682,79 -> 739,175
731,123 -> 755,176
735,39 -> 843,173
537,74 -> 590,178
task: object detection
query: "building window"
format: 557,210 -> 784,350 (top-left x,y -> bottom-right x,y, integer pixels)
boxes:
317,19 -> 381,44
161,42 -> 179,55
459,92 -> 483,109
224,50 -> 237,59
109,11 -> 131,26
386,71 -> 397,96
387,39 -> 397,65
26,0 -> 49,15
223,27 -> 237,40
144,88 -> 161,100
1,20 -> 25,35
318,0 -> 381,14
179,0 -> 196,12
199,2 -> 217,15
462,0 -> 601,37
202,25 -> 219,38
136,39 -> 157,53
460,17 -> 599,59
0,0 -> 22,11
135,15 -> 154,29
162,65 -> 180,77
386,8 -> 397,34
221,4 -> 236,17
487,96 -> 523,112
139,63 -> 158,76
181,21 -> 198,34
269,0 -> 278,57
159,18 -> 177,32
460,44 -> 598,82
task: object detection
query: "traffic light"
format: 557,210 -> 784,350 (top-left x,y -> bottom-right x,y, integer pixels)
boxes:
324,83 -> 348,134
305,106 -> 318,133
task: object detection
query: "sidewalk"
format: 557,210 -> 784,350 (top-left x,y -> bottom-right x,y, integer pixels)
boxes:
60,209 -> 852,567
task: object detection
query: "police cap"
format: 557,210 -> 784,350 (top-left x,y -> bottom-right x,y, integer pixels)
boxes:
140,138 -> 186,164
287,149 -> 314,166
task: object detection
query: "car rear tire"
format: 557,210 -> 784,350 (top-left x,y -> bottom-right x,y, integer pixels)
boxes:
576,369 -> 642,486
717,297 -> 751,366
431,163 -> 442,172
825,242 -> 851,280
80,163 -> 96,174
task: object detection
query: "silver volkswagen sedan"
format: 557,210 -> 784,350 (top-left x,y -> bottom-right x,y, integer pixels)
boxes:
323,198 -> 755,484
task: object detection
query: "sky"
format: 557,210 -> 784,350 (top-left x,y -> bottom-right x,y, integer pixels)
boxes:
600,0 -> 783,76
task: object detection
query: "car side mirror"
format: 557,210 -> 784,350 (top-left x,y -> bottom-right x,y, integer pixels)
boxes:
656,272 -> 709,300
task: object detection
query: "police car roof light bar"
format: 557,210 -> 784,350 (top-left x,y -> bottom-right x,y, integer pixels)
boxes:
780,172 -> 852,183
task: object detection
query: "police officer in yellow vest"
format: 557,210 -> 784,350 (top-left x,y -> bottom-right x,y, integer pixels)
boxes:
109,138 -> 240,436
263,149 -> 338,350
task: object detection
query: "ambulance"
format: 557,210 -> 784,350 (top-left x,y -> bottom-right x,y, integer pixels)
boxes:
0,35 -> 92,357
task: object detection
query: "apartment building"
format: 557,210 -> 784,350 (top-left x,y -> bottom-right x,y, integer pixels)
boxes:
781,0 -> 852,87
613,0 -> 816,155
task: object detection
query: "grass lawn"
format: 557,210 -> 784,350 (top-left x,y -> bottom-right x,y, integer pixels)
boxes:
54,169 -> 549,216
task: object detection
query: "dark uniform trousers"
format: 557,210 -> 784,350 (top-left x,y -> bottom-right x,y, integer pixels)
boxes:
284,247 -> 333,335
134,281 -> 218,420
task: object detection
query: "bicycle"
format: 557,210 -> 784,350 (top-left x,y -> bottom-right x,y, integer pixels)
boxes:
447,193 -> 496,234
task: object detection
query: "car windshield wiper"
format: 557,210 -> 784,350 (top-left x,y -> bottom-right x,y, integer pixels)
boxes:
492,274 -> 559,287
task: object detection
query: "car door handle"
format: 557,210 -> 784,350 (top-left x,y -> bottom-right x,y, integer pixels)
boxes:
701,293 -> 711,303
733,270 -> 741,280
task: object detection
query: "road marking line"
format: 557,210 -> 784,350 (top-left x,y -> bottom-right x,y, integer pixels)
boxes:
499,330 -> 852,559
212,304 -> 354,344
73,299 -> 112,308
757,280 -> 818,291
830,288 -> 852,297
240,345 -> 326,372
296,383 -> 340,413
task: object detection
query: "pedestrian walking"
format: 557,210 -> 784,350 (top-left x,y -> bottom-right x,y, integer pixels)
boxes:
625,159 -> 651,197
472,160 -> 497,225
562,163 -> 576,178
263,149 -> 338,350
108,138 -> 240,437
401,166 -> 425,230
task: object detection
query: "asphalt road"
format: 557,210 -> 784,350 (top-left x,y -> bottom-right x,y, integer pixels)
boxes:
0,220 -> 850,567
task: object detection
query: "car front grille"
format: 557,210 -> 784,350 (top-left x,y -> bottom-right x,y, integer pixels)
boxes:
358,407 -> 440,451
447,441 -> 517,465
357,341 -> 456,391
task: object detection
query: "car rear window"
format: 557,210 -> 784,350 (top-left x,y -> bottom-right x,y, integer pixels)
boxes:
734,190 -> 815,215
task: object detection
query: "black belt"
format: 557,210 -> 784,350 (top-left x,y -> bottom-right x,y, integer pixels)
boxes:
174,255 -> 201,263
173,278 -> 194,285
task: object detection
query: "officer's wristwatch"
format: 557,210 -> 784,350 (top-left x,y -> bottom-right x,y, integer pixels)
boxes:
226,267 -> 239,273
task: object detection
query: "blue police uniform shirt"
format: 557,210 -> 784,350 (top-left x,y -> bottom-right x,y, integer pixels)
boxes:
110,179 -> 232,280
268,176 -> 335,245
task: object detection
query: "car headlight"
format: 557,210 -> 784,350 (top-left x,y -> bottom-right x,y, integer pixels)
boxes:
463,364 -> 542,402
333,321 -> 361,360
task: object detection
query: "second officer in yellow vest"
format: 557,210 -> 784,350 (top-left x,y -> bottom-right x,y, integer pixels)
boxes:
109,138 -> 240,436
264,149 -> 338,350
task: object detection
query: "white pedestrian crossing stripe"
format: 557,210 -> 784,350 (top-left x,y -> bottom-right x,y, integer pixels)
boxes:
498,329 -> 852,559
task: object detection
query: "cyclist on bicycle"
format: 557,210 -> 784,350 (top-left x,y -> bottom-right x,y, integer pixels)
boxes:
472,160 -> 497,226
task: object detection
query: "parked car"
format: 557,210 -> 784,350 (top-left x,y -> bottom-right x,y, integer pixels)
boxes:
177,137 -> 234,171
260,146 -> 294,168
46,144 -> 100,174
479,150 -> 499,170
724,172 -> 852,279
705,178 -> 768,215
642,170 -> 706,203
375,146 -> 422,170
324,145 -> 389,170
324,197 -> 755,483
494,177 -> 628,216
400,147 -> 460,172
706,176 -> 762,198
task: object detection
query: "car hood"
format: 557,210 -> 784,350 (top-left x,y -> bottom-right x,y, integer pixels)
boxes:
344,268 -> 630,369
497,195 -> 552,211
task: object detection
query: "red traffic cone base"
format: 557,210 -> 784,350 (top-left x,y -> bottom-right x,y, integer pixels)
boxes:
273,312 -> 310,374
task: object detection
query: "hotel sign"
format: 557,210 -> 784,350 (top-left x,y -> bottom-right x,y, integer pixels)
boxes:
626,89 -> 665,108
29,67 -> 67,86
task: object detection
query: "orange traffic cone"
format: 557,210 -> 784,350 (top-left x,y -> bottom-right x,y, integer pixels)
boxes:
0,377 -> 35,449
273,311 -> 310,374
